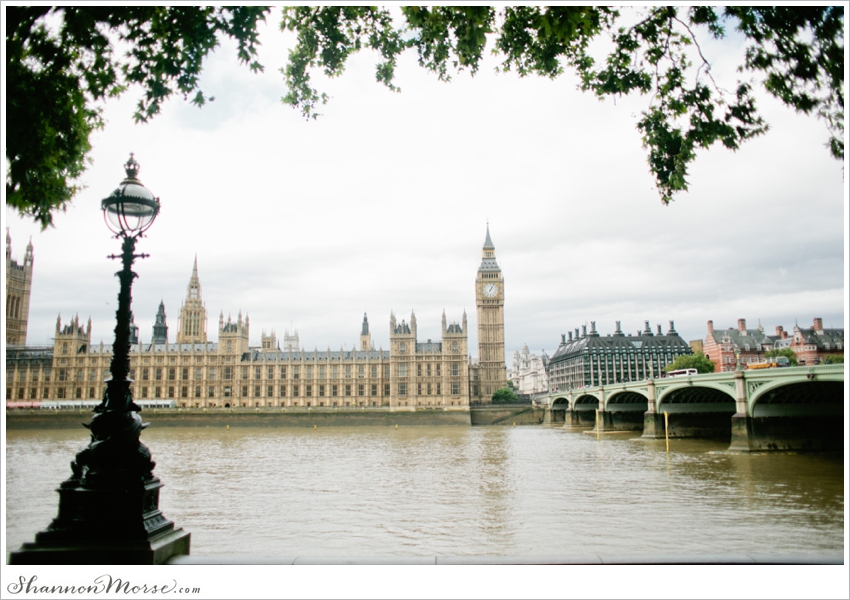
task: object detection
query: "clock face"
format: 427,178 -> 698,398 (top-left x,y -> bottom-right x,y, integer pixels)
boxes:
483,283 -> 498,298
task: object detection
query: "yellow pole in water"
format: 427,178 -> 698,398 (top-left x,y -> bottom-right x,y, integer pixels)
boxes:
314,424 -> 317,430
395,424 -> 398,430
513,422 -> 516,427
226,425 -> 229,430
664,411 -> 669,453
596,409 -> 600,440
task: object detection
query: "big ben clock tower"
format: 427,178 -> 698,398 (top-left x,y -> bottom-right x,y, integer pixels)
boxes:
475,224 -> 506,402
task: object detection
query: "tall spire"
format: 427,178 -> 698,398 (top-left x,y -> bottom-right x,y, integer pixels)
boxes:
176,257 -> 207,344
483,222 -> 494,250
152,300 -> 168,344
479,223 -> 499,267
186,255 -> 201,300
360,313 -> 372,351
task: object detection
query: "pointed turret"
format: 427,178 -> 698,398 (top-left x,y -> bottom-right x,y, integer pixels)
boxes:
177,257 -> 207,343
152,300 -> 168,344
6,230 -> 34,345
360,313 -> 372,351
483,223 -> 494,250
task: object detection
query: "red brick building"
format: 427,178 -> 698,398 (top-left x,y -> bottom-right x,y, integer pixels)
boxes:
777,318 -> 844,366
703,319 -> 775,372
704,317 -> 844,372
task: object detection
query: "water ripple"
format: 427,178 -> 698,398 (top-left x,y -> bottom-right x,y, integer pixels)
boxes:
5,426 -> 844,556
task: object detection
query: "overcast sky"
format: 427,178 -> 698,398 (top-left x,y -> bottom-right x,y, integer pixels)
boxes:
4,7 -> 847,362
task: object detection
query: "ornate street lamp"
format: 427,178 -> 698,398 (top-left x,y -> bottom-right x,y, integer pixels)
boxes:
10,155 -> 190,565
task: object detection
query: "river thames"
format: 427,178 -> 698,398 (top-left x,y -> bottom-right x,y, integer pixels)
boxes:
5,423 -> 844,559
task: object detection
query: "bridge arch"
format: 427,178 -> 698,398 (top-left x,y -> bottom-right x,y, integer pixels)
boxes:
656,382 -> 736,409
551,396 -> 570,409
605,389 -> 648,412
572,394 -> 600,411
749,379 -> 844,417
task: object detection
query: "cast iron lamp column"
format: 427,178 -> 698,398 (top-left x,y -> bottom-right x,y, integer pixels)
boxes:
10,155 -> 190,565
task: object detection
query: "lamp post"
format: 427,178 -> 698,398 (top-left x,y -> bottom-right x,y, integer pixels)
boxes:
10,155 -> 190,565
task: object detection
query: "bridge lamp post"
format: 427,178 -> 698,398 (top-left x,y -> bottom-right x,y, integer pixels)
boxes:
10,155 -> 190,565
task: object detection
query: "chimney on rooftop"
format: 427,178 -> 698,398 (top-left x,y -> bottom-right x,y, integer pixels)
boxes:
707,320 -> 714,334
738,318 -> 746,333
561,333 -> 566,344
813,317 -> 823,333
776,325 -> 784,337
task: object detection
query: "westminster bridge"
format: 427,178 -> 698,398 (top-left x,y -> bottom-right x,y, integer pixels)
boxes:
539,364 -> 845,451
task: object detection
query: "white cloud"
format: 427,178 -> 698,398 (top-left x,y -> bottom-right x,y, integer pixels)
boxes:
5,10 -> 846,359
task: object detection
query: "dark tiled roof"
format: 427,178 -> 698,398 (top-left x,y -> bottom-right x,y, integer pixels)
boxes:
550,333 -> 691,363
711,328 -> 775,350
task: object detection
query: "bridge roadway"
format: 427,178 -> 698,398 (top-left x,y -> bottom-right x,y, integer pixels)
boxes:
539,364 -> 845,451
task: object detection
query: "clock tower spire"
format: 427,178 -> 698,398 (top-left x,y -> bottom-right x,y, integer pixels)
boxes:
475,224 -> 506,402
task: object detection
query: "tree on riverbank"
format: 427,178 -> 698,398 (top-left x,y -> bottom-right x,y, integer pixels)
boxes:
764,348 -> 799,366
664,352 -> 716,374
492,386 -> 520,404
822,354 -> 844,364
7,6 -> 843,227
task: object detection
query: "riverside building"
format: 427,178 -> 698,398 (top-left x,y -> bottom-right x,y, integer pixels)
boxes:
547,320 -> 692,391
5,230 -> 34,345
6,229 -> 509,408
703,318 -> 844,371
509,344 -> 549,395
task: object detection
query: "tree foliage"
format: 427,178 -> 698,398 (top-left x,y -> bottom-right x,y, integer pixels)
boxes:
5,6 -> 269,227
491,386 -> 520,404
764,348 -> 799,366
6,6 -> 844,227
281,6 -> 843,205
822,354 -> 844,365
664,352 -> 716,374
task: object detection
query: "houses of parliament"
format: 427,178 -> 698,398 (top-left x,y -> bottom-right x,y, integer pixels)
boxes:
5,228 -> 507,409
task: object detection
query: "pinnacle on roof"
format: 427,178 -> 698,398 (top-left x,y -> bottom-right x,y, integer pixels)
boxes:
483,223 -> 495,249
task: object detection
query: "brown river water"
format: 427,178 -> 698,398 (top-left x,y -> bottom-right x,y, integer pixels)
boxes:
4,424 -> 844,558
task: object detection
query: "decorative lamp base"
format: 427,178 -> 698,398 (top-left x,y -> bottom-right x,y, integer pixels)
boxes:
9,478 -> 190,565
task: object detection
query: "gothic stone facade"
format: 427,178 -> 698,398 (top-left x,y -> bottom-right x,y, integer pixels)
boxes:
5,230 -> 511,408
6,263 -> 471,410
471,225 -> 507,403
509,344 -> 549,395
5,231 -> 33,345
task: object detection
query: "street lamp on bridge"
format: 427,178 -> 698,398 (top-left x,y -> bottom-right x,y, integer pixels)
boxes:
10,155 -> 190,564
